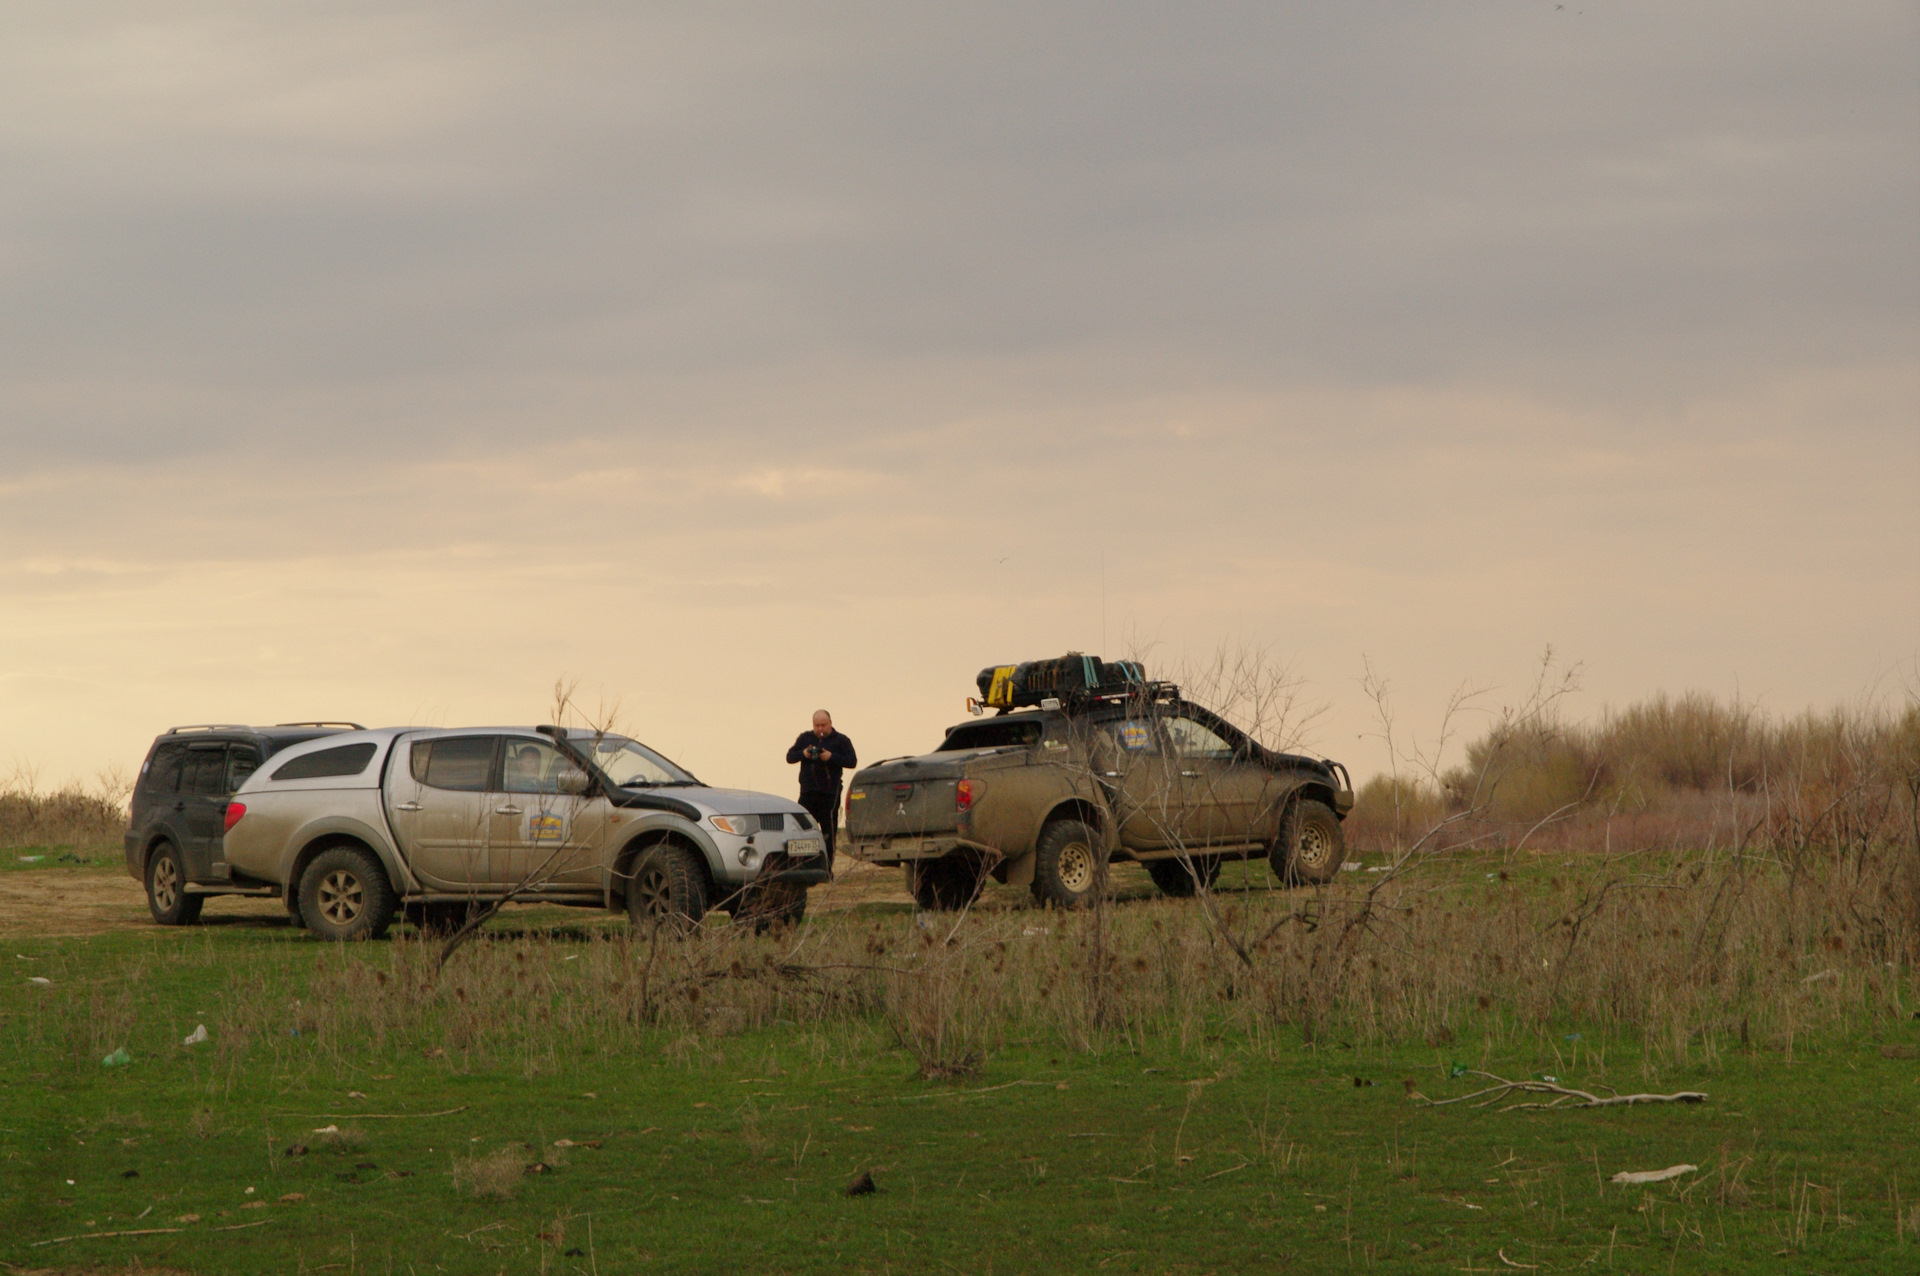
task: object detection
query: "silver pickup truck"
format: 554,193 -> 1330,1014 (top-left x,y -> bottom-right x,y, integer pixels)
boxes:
221,725 -> 828,939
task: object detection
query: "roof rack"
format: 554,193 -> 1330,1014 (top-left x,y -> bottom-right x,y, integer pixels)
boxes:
274,721 -> 366,730
165,724 -> 251,735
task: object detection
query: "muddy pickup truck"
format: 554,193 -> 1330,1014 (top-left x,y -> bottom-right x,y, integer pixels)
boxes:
221,725 -> 827,938
844,680 -> 1354,909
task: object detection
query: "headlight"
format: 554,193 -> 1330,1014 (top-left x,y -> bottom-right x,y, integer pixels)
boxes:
710,815 -> 751,836
738,846 -> 759,867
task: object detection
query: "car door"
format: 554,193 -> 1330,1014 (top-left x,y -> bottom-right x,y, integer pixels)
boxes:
1163,714 -> 1287,845
177,742 -> 232,879
1095,717 -> 1192,850
489,738 -> 610,893
207,743 -> 264,880
387,734 -> 500,892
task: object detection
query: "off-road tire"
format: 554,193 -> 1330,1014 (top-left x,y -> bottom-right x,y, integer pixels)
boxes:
1272,799 -> 1345,884
624,844 -> 708,928
728,879 -> 809,931
1144,854 -> 1222,898
144,842 -> 204,926
298,846 -> 397,940
403,901 -> 476,936
1030,819 -> 1105,909
908,856 -> 984,911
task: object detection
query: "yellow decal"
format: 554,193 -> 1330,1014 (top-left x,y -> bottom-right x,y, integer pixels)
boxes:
849,790 -> 866,800
987,665 -> 1017,707
529,815 -> 565,844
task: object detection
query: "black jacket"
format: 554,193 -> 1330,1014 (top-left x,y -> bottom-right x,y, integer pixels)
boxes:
787,730 -> 857,794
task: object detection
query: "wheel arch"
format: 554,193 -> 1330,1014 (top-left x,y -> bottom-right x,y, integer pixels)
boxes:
610,827 -> 716,908
286,832 -> 392,906
1034,797 -> 1109,847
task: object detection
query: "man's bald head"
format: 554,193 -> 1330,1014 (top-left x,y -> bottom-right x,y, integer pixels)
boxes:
812,710 -> 833,736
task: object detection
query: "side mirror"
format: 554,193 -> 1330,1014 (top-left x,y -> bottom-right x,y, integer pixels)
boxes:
554,767 -> 591,796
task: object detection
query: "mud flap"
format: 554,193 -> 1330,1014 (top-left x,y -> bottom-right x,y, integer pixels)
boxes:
994,850 -> 1036,888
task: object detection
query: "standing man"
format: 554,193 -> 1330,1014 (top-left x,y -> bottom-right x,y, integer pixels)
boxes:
787,710 -> 856,870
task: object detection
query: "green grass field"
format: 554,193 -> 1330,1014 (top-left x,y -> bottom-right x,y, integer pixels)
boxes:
3,851 -> 1916,1273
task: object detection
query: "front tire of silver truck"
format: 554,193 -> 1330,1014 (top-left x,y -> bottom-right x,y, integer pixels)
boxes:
624,844 -> 708,929
1030,819 -> 1104,909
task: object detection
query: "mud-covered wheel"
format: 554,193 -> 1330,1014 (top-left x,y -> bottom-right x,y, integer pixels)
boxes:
729,879 -> 808,931
908,856 -> 983,911
298,846 -> 396,940
403,902 -> 476,936
1030,819 -> 1104,909
1144,854 -> 1222,898
144,842 -> 204,926
1272,799 -> 1345,884
624,844 -> 708,928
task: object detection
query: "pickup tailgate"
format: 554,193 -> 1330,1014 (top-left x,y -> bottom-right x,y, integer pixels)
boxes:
846,756 -> 969,840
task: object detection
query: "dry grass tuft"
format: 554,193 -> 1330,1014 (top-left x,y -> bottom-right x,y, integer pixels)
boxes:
452,1145 -> 532,1199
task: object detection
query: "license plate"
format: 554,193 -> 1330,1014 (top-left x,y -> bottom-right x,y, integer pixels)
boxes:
784,837 -> 824,858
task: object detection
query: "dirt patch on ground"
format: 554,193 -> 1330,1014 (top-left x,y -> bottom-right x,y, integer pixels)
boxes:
0,867 -> 286,940
0,859 -> 1146,941
0,861 -> 921,941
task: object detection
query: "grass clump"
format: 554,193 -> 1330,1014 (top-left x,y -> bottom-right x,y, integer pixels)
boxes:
451,1144 -> 532,1199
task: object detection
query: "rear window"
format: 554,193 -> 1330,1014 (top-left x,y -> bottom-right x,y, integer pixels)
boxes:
271,742 -> 378,781
142,743 -> 187,794
182,747 -> 230,795
409,737 -> 496,792
939,719 -> 1044,751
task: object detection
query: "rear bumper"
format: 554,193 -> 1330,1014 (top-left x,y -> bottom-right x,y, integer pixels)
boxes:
848,835 -> 990,864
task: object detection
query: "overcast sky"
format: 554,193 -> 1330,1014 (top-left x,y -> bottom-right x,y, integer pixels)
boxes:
3,1 -> 1916,792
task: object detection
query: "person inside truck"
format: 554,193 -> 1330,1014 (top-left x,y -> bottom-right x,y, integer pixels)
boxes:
506,744 -> 548,793
786,710 -> 857,870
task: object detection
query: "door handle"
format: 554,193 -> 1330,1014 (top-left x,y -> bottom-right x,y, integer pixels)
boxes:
172,801 -> 186,812
495,805 -> 523,816
1103,771 -> 1120,777
394,801 -> 422,812
1180,770 -> 1200,778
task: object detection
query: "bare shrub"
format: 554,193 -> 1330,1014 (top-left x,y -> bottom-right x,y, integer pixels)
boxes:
0,764 -> 131,852
1345,683 -> 1920,861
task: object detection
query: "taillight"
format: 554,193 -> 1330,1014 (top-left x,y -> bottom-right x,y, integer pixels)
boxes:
955,780 -> 974,812
223,802 -> 246,833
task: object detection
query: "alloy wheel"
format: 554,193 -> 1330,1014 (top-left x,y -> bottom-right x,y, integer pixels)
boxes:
317,869 -> 365,926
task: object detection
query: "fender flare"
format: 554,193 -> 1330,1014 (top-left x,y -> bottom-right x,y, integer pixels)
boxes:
280,817 -> 415,905
605,815 -> 724,906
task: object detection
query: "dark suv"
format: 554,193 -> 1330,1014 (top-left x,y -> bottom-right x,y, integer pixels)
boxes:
125,723 -> 361,925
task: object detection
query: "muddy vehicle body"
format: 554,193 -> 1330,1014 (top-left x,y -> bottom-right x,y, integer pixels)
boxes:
124,722 -> 363,925
845,681 -> 1354,909
217,725 -> 827,939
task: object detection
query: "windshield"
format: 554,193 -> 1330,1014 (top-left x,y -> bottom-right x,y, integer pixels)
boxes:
570,735 -> 699,787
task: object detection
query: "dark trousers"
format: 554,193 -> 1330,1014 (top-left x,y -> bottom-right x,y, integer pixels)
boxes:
800,790 -> 840,869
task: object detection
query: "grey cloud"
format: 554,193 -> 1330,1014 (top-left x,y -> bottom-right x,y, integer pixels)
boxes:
2,0 -> 1914,472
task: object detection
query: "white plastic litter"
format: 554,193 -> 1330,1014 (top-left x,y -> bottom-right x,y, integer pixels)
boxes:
312,1124 -> 341,1135
183,1024 -> 209,1045
1341,861 -> 1362,871
1611,1164 -> 1698,1185
27,976 -> 51,986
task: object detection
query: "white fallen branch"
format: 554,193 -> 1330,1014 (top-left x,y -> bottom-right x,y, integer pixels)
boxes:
1610,1164 -> 1697,1185
1415,1070 -> 1707,1112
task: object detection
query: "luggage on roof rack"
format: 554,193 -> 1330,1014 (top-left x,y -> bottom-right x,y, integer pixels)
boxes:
975,653 -> 1146,710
